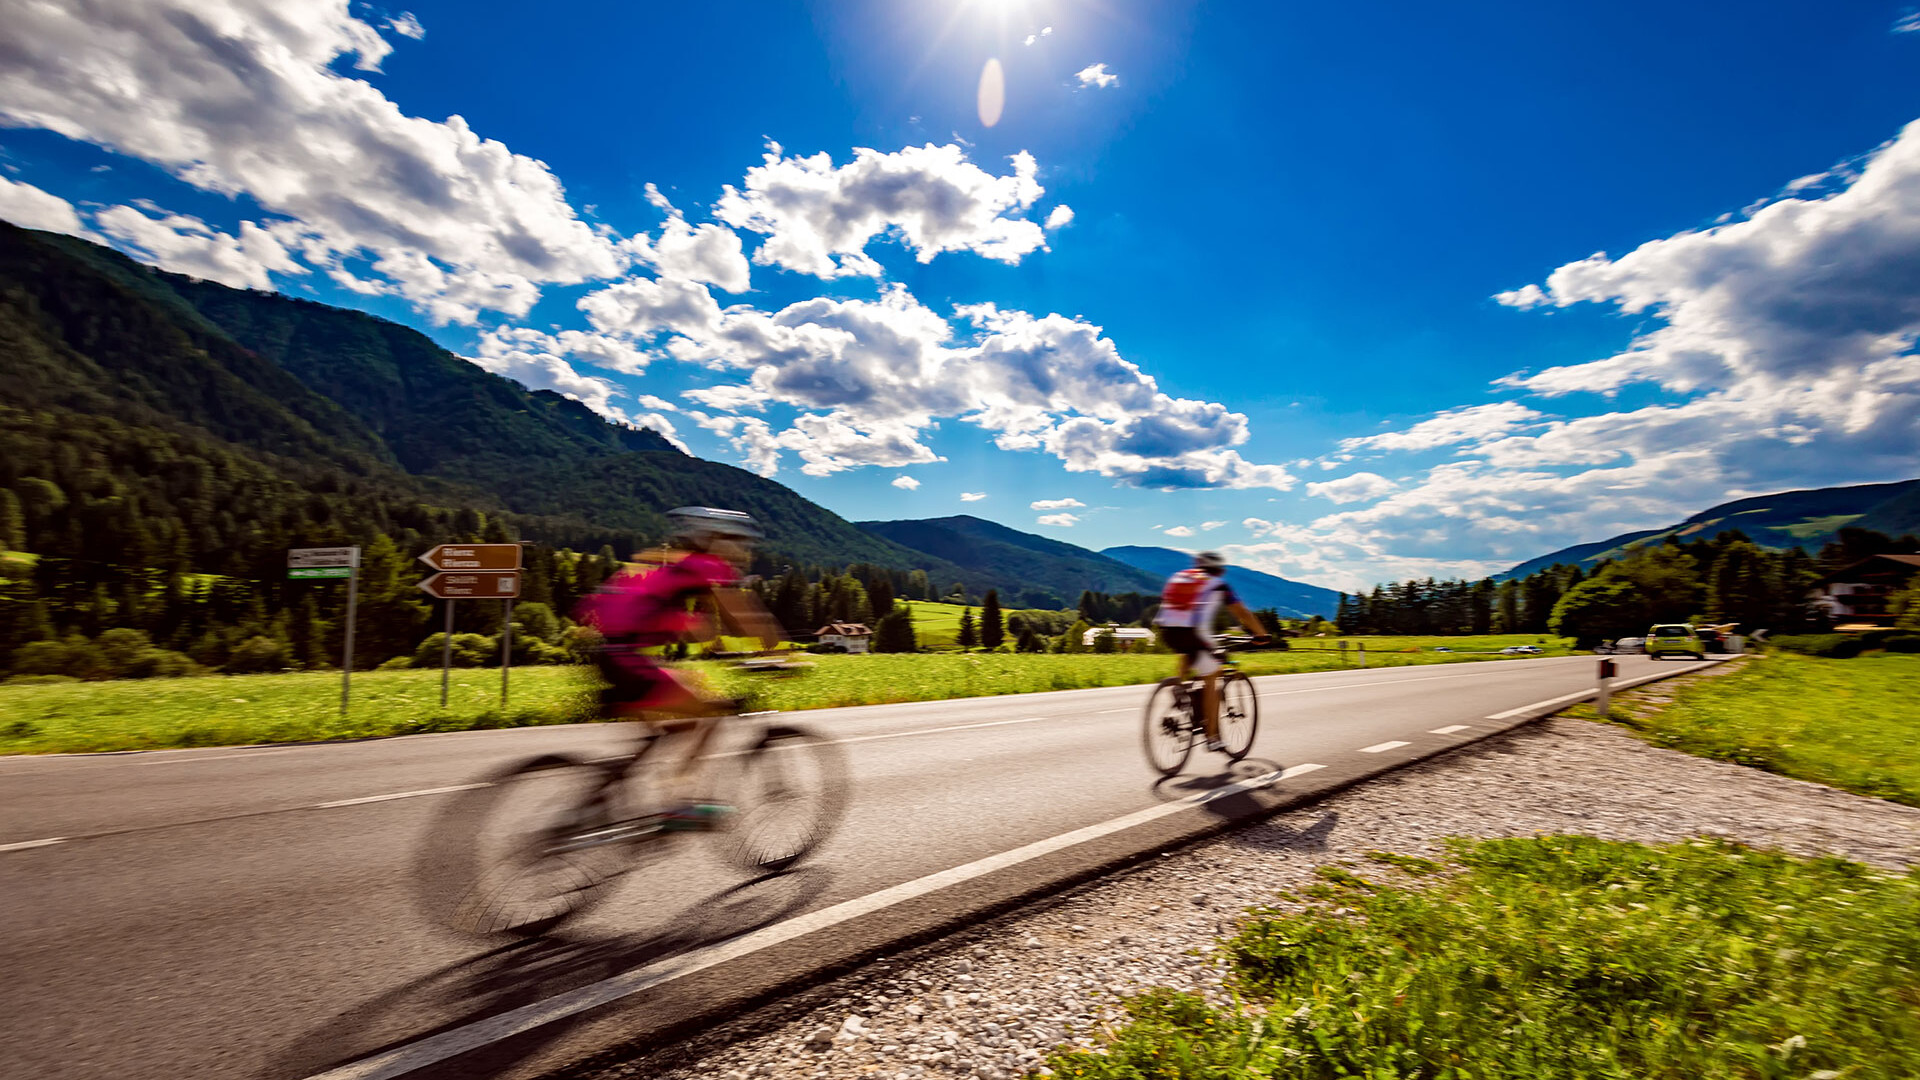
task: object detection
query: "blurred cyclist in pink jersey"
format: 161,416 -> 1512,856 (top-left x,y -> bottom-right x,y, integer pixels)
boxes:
576,506 -> 785,822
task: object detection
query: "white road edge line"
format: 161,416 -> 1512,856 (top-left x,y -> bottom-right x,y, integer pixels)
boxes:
0,837 -> 65,853
1357,741 -> 1410,754
313,784 -> 492,809
1429,725 -> 1471,735
301,762 -> 1323,1080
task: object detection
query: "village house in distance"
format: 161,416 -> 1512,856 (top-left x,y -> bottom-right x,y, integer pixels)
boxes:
814,622 -> 873,653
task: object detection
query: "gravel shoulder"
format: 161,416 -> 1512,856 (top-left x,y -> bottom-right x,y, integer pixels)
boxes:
577,667 -> 1920,1080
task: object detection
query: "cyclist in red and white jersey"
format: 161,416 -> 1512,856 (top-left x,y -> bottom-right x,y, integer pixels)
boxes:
1152,551 -> 1269,752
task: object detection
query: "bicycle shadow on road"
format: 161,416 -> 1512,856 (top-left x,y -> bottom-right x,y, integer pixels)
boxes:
1148,757 -> 1289,814
265,866 -> 831,1080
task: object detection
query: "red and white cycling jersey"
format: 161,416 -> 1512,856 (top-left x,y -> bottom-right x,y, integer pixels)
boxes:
1152,568 -> 1237,630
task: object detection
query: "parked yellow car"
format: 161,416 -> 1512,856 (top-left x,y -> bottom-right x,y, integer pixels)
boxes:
1646,623 -> 1706,660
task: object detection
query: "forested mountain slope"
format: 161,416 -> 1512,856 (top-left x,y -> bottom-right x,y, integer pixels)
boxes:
856,515 -> 1160,609
1099,545 -> 1341,618
1495,478 -> 1920,581
2,224 -> 947,573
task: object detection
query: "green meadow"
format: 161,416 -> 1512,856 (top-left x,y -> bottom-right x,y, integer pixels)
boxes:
1,642 -> 1567,754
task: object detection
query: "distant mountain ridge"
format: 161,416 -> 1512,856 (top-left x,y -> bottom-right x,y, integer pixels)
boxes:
1496,477 -> 1920,581
856,515 -> 1161,609
1100,546 -> 1341,618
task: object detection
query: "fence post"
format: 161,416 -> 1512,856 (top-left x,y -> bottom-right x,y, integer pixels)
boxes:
1597,657 -> 1616,719
1358,643 -> 1367,669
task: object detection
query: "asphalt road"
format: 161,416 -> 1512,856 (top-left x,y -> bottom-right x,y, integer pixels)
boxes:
0,654 -> 1720,1080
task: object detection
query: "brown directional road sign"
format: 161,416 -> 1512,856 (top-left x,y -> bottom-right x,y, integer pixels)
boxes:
417,544 -> 523,571
417,571 -> 521,599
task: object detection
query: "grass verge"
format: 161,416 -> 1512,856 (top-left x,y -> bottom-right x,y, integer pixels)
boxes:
0,646 -> 1562,755
1562,653 -> 1920,807
1049,835 -> 1920,1079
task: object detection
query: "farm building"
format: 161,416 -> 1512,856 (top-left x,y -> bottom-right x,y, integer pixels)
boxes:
814,622 -> 874,653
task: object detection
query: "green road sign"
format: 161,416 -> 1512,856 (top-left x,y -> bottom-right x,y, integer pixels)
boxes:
289,566 -> 354,580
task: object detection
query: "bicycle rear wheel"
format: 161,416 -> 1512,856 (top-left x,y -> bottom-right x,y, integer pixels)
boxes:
713,724 -> 849,874
1218,671 -> 1259,760
1142,680 -> 1194,776
436,754 -> 643,936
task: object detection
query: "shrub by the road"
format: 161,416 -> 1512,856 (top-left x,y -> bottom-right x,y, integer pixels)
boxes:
1050,836 -> 1920,1079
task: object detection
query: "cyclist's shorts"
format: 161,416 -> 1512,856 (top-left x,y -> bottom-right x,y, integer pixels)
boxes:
1159,625 -> 1223,675
595,649 -> 684,711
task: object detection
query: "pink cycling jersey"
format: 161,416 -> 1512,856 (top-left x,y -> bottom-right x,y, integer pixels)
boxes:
577,552 -> 739,646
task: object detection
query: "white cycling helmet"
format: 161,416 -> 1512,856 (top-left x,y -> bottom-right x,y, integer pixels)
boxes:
1194,550 -> 1227,574
667,506 -> 763,546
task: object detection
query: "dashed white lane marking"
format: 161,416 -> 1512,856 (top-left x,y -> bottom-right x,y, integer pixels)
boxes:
1358,740 -> 1410,754
313,784 -> 491,809
301,760 -> 1309,1080
1429,724 -> 1471,735
0,838 -> 66,853
1279,763 -> 1326,778
1486,689 -> 1591,721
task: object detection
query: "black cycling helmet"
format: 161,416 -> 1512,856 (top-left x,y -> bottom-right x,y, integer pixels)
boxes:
1194,550 -> 1227,576
667,506 -> 763,548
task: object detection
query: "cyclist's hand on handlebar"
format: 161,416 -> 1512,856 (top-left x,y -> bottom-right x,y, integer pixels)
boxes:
1251,634 -> 1272,646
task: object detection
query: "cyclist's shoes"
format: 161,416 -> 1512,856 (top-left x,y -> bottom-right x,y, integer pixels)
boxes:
1205,739 -> 1228,753
661,799 -> 735,832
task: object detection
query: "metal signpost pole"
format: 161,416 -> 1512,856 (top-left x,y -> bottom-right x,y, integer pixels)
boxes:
440,599 -> 454,707
501,597 -> 514,709
1597,657 -> 1616,720
340,555 -> 359,716
288,547 -> 361,718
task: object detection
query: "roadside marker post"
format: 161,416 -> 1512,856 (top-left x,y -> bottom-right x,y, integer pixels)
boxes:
1358,643 -> 1367,669
416,545 -> 524,710
288,547 -> 362,715
1597,657 -> 1617,719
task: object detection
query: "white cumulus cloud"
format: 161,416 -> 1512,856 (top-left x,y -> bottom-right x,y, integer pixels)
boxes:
1201,520 -> 1227,530
1075,63 -> 1118,89
713,143 -> 1048,279
1164,525 -> 1195,538
385,11 -> 425,39
0,0 -> 622,323
1044,205 -> 1074,230
960,491 -> 988,501
94,204 -> 304,290
1037,513 -> 1078,527
1030,498 -> 1085,510
891,475 -> 921,490
1305,472 -> 1399,505
0,175 -> 98,239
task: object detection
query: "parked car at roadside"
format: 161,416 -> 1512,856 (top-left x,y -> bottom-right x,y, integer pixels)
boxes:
1646,623 -> 1706,661
1499,645 -> 1543,655
1597,637 -> 1646,654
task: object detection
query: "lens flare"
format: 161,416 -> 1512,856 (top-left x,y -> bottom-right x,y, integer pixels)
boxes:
977,57 -> 1005,127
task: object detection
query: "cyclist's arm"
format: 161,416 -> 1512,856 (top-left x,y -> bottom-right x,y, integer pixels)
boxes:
1228,601 -> 1269,640
710,586 -> 784,652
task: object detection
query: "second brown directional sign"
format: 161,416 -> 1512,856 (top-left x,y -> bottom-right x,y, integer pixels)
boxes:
417,571 -> 522,599
418,543 -> 522,571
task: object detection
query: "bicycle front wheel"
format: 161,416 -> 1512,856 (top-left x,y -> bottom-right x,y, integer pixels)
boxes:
1218,671 -> 1259,760
714,724 -> 849,874
1142,680 -> 1194,776
435,754 -> 640,936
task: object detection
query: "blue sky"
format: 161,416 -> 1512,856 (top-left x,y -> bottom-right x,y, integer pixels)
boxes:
4,0 -> 1920,590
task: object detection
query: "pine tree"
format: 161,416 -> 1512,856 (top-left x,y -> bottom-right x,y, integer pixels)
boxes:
0,489 -> 24,551
867,576 -> 895,625
873,605 -> 917,652
957,607 -> 978,650
980,589 -> 1004,650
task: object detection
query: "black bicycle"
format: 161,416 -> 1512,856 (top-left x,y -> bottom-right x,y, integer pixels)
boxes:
1141,652 -> 1259,776
424,660 -> 847,937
